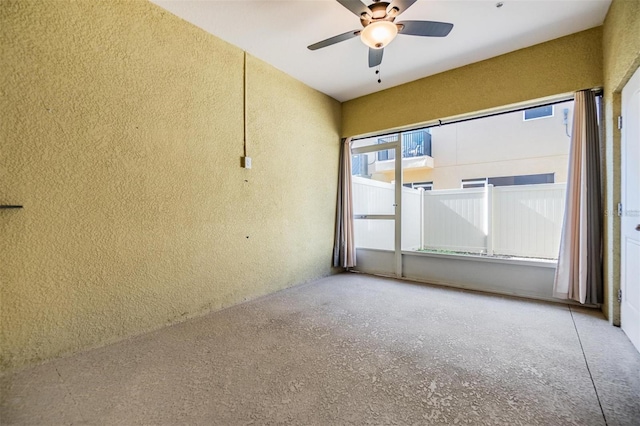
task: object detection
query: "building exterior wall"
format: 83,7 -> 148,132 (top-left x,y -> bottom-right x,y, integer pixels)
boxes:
419,101 -> 573,189
361,100 -> 573,190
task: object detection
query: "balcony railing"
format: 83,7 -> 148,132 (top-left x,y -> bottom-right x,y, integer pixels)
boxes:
351,130 -> 434,177
377,130 -> 432,161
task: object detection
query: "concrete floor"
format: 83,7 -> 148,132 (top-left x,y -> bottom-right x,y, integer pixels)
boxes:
2,273 -> 639,425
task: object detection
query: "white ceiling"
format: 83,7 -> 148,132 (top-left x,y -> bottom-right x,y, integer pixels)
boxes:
151,0 -> 611,102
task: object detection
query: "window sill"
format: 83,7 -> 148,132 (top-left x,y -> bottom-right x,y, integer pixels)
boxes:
402,250 -> 557,268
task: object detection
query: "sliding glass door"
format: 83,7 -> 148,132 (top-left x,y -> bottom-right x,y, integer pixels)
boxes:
350,96 -> 583,301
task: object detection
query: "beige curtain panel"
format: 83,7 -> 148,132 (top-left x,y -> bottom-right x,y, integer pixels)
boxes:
333,138 -> 356,268
554,90 -> 603,304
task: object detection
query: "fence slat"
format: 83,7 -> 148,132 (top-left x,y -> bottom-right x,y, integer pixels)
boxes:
353,178 -> 566,259
492,184 -> 566,258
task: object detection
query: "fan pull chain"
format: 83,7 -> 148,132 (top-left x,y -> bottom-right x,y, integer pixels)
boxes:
375,65 -> 382,84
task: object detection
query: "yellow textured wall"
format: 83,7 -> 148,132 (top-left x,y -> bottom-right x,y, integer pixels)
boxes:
0,0 -> 341,371
342,28 -> 603,137
601,0 -> 640,324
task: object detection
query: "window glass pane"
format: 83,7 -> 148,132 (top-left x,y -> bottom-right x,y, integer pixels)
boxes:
402,186 -> 421,250
352,133 -> 397,149
351,146 -> 397,215
352,138 -> 399,250
377,148 -> 395,161
421,188 -> 488,254
512,173 -> 554,185
353,130 -> 433,159
405,181 -> 433,190
400,99 -> 574,260
351,154 -> 369,177
354,219 -> 394,250
462,178 -> 487,189
523,105 -> 554,120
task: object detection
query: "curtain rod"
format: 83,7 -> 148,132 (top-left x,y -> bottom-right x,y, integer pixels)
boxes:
352,90 -> 602,142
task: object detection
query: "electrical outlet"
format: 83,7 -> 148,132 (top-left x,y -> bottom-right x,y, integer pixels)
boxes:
242,156 -> 252,169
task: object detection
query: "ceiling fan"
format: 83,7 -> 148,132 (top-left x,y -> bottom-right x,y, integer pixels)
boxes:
307,0 -> 453,68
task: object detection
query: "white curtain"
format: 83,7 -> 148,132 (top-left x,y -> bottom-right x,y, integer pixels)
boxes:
554,90 -> 603,304
333,138 -> 356,268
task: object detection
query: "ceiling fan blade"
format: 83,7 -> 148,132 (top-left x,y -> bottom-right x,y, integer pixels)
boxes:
397,20 -> 454,37
307,30 -> 360,51
369,48 -> 383,68
387,0 -> 418,16
337,0 -> 371,18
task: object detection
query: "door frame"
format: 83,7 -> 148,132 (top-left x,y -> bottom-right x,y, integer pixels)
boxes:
351,135 -> 403,277
620,65 -> 640,353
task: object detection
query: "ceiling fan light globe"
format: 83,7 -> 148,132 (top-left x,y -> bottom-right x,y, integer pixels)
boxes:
360,20 -> 398,49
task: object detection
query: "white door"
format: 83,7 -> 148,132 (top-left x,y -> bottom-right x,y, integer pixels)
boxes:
621,66 -> 640,353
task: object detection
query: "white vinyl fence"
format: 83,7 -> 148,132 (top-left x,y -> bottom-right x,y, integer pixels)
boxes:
352,177 -> 422,251
422,188 -> 487,253
353,176 -> 566,259
352,177 -> 395,251
491,184 -> 566,258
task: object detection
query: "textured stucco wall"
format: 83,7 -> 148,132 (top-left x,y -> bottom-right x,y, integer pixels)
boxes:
601,0 -> 640,325
0,0 -> 341,371
342,28 -> 603,138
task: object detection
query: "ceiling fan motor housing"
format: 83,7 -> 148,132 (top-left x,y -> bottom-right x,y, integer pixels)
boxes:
360,2 -> 398,28
307,0 -> 454,68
